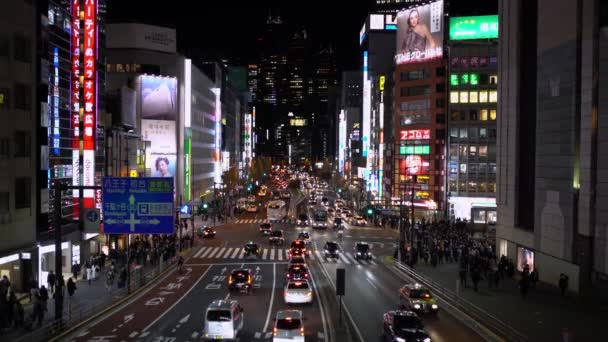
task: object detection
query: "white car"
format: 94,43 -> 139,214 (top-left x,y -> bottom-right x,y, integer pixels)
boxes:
284,280 -> 313,304
246,204 -> 259,213
351,216 -> 367,226
273,310 -> 305,342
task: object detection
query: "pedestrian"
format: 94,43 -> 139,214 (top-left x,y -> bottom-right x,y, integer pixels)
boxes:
559,273 -> 569,296
6,287 -> 16,327
471,267 -> 481,292
519,274 -> 530,299
530,268 -> 539,288
13,299 -> 24,329
39,285 -> 49,310
459,265 -> 468,288
105,269 -> 114,291
67,277 -> 77,299
71,262 -> 78,280
85,262 -> 92,285
91,263 -> 98,281
47,271 -> 56,294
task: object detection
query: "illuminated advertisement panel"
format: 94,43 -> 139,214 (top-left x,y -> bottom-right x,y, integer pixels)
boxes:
338,110 -> 346,175
449,15 -> 499,40
244,114 -> 252,168
142,120 -> 177,178
400,145 -> 430,155
400,129 -> 431,140
71,0 -> 80,215
395,0 -> 444,65
141,75 -> 178,120
82,0 -> 97,209
400,155 -> 430,175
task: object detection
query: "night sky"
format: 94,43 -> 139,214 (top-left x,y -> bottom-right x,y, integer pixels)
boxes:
106,0 -> 497,71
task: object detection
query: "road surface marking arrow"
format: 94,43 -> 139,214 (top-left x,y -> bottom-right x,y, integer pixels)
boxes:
179,314 -> 190,324
124,313 -> 135,323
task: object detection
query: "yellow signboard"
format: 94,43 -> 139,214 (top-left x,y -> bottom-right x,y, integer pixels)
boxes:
129,170 -> 138,178
379,75 -> 385,91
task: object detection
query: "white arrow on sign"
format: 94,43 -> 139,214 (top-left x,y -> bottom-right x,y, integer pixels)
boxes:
124,313 -> 134,324
179,314 -> 190,324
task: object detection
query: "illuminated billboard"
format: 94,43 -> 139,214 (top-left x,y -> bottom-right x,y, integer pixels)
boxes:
395,0 -> 444,65
449,15 -> 498,40
71,0 -> 80,216
400,145 -> 430,155
289,118 -> 307,127
400,129 -> 431,140
140,75 -> 178,120
400,155 -> 430,175
142,120 -> 177,178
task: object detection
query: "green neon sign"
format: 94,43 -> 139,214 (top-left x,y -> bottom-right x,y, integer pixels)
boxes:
400,145 -> 430,155
450,15 -> 499,40
460,74 -> 469,85
184,129 -> 192,201
470,73 -> 479,85
450,74 -> 459,86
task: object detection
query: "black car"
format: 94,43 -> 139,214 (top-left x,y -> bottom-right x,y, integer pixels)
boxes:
354,242 -> 372,260
323,241 -> 340,259
201,227 -> 216,238
259,223 -> 273,235
333,217 -> 343,229
228,269 -> 253,293
286,264 -> 309,281
382,310 -> 430,342
243,242 -> 259,257
297,214 -> 309,226
269,230 -> 285,245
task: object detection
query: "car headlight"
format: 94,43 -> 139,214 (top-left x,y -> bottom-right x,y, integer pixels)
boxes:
357,252 -> 362,255
414,304 -> 421,309
306,292 -> 312,297
424,338 -> 431,342
432,304 -> 438,309
395,337 -> 406,342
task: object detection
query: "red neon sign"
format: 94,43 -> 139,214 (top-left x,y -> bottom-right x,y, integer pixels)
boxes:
400,129 -> 431,140
83,0 -> 97,209
71,0 -> 81,218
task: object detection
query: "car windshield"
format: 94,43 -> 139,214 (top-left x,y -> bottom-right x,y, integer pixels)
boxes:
232,272 -> 248,280
276,318 -> 302,330
299,214 -> 308,220
356,244 -> 369,252
287,282 -> 309,290
261,223 -> 271,229
289,266 -> 306,274
393,315 -> 423,330
298,233 -> 309,239
409,289 -> 432,299
271,231 -> 283,237
206,310 -> 232,322
325,242 -> 338,250
290,257 -> 305,264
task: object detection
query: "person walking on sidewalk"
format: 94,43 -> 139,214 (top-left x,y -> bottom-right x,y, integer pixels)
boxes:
85,261 -> 92,285
39,285 -> 49,311
471,265 -> 481,292
105,268 -> 114,291
71,262 -> 79,280
559,273 -> 569,296
67,277 -> 77,299
47,271 -> 56,294
459,261 -> 468,288
530,268 -> 539,288
519,274 -> 530,299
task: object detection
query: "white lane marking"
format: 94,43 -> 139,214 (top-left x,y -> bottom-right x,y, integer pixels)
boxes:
237,248 -> 245,259
254,332 -> 261,338
223,248 -> 234,258
338,253 -> 351,265
129,332 -> 138,338
270,248 -> 276,260
262,263 -> 276,332
199,247 -> 214,258
262,249 -> 268,260
142,265 -> 213,333
315,250 -> 324,260
191,331 -> 199,339
214,247 -> 227,258
224,293 -> 230,301
235,219 -> 242,224
278,249 -> 283,261
193,247 -> 206,258
308,264 -> 329,342
231,248 -> 240,259
205,247 -> 220,258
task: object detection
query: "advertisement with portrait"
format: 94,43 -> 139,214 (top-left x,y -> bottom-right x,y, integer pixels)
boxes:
517,247 -> 535,272
142,119 -> 177,178
400,155 -> 430,176
395,0 -> 444,65
140,75 -> 178,120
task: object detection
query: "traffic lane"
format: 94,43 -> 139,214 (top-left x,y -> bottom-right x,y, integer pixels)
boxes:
141,262 -> 278,342
271,261 -> 326,341
69,265 -> 211,342
321,261 -> 483,342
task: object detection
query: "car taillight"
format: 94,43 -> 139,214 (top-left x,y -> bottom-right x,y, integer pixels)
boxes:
287,274 -> 291,278
248,276 -> 252,284
300,327 -> 304,336
302,248 -> 306,252
273,328 -> 277,336
304,273 -> 308,278
228,276 -> 233,284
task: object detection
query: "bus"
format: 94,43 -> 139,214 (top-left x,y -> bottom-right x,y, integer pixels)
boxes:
311,205 -> 328,229
267,200 -> 287,221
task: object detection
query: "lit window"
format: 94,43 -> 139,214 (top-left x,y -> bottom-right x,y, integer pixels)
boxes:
480,109 -> 488,121
479,145 -> 488,157
469,91 -> 478,103
450,91 -> 459,104
489,91 -> 498,103
479,91 -> 488,103
490,109 -> 497,120
460,164 -> 467,173
470,73 -> 479,85
450,74 -> 459,86
490,75 -> 498,85
459,91 -> 469,103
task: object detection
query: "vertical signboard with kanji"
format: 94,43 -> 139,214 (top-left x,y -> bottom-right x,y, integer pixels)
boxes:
71,0 -> 81,218
83,0 -> 97,209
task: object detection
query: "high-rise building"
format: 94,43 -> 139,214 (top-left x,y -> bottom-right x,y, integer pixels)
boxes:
446,15 -> 499,223
338,71 -> 362,178
497,0 -> 608,294
310,46 -> 338,161
247,64 -> 259,103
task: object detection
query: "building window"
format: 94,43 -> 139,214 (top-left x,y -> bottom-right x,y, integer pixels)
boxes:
0,138 -> 9,158
0,88 -> 8,108
470,73 -> 479,85
400,99 -> 430,111
489,91 -> 498,103
469,163 -> 478,174
490,75 -> 498,85
460,74 -> 469,85
489,128 -> 497,138
13,34 -> 31,63
14,83 -> 31,110
480,109 -> 488,121
0,36 -> 8,57
451,110 -> 461,121
459,91 -> 469,103
450,91 -> 459,103
450,128 -> 458,138
480,128 -> 488,138
449,180 -> 458,192
14,131 -> 30,157
479,182 -> 487,192
436,129 -> 445,140
470,110 -> 478,121
468,181 -> 478,192
490,109 -> 497,120
479,91 -> 488,103
436,83 -> 445,93
479,145 -> 488,158
450,74 -> 459,86
479,73 -> 489,85
488,182 -> 496,192
15,177 -> 31,209
479,163 -> 487,174
469,127 -> 478,139
469,91 -> 478,103
469,145 -> 477,157
460,163 -> 467,174
436,99 -> 445,108
436,67 -> 445,77
400,69 -> 431,81
400,85 -> 431,97
401,114 -> 431,125
460,128 -> 468,139
459,145 -> 467,156
436,114 -> 445,124
0,192 -> 8,214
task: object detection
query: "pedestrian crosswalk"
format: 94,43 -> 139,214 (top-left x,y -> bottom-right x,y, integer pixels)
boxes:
190,246 -> 377,265
234,218 -> 294,224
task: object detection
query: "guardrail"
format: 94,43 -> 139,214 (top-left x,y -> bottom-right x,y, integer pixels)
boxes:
393,261 -> 528,342
13,258 -> 175,342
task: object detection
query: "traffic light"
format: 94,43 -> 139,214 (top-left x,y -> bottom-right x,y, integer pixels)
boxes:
337,188 -> 342,193
203,203 -> 208,209
367,208 -> 373,216
247,183 -> 253,191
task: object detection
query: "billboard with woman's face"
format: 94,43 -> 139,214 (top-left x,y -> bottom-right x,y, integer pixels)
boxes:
395,0 -> 444,65
142,119 -> 176,178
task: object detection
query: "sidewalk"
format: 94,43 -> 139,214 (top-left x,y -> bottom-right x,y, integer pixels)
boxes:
411,261 -> 608,341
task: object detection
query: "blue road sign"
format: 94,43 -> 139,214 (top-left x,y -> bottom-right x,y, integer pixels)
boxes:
102,177 -> 175,234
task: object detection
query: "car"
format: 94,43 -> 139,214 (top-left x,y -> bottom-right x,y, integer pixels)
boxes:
272,310 -> 305,342
289,240 -> 308,256
288,248 -> 306,259
321,197 -> 329,206
258,189 -> 267,197
286,264 -> 309,281
296,214 -> 309,226
259,223 -> 273,235
297,232 -> 310,245
333,217 -> 343,229
269,230 -> 285,245
327,208 -> 335,216
381,310 -> 431,342
236,198 -> 248,212
354,242 -> 372,260
246,204 -> 259,213
243,241 -> 259,258
289,256 -> 306,265
323,241 -> 340,259
202,227 -> 216,238
247,195 -> 256,202
282,192 -> 291,199
344,213 -> 354,221
204,300 -> 244,340
228,269 -> 253,293
399,284 -> 439,315
284,280 -> 313,304
351,215 -> 367,226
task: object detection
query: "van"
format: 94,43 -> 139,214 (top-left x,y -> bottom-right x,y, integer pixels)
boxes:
203,300 -> 244,340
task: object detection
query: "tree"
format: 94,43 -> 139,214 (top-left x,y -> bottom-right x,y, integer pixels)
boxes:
222,167 -> 239,187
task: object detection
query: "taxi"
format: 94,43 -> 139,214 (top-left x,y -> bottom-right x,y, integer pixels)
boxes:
398,283 -> 439,315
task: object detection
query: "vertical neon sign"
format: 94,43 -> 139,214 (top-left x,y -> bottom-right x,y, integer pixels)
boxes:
52,48 -> 60,155
213,88 -> 221,183
71,0 -> 81,217
82,0 -> 97,209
